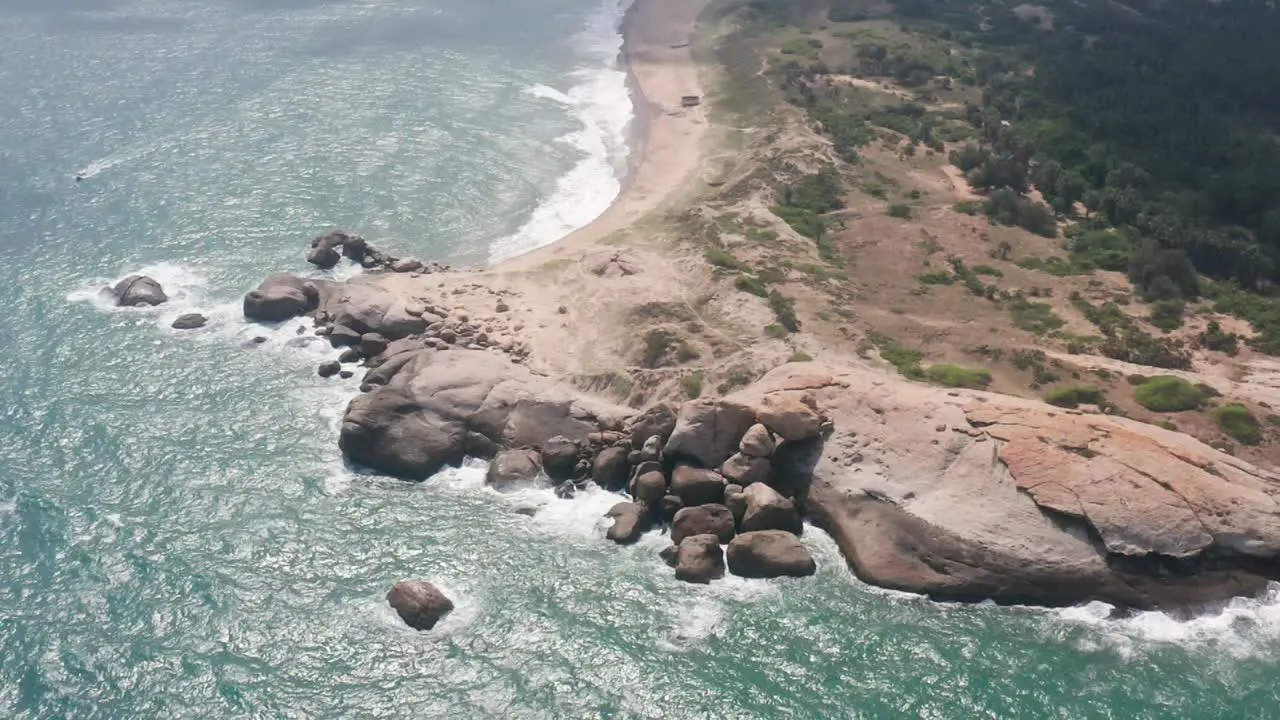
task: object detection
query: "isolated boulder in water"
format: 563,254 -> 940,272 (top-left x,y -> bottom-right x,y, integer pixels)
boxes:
317,360 -> 341,378
675,534 -> 726,584
671,503 -> 735,545
112,275 -> 168,307
726,530 -> 816,578
605,502 -> 651,544
243,274 -> 320,322
485,449 -> 542,491
387,580 -> 454,631
171,313 -> 207,330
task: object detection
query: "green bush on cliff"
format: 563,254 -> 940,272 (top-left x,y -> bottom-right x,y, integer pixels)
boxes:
1214,404 -> 1262,445
1044,385 -> 1105,408
1133,376 -> 1205,412
925,364 -> 991,389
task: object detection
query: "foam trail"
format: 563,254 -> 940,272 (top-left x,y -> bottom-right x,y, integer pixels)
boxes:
488,0 -> 634,262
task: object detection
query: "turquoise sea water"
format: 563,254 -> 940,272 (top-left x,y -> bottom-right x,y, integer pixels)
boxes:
2,0 -> 1280,717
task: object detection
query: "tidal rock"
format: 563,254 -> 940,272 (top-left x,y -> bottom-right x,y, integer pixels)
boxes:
757,393 -> 823,442
540,436 -> 580,482
726,531 -> 816,579
663,399 -> 757,468
317,360 -> 341,378
591,446 -> 630,491
659,545 -> 680,568
112,275 -> 168,307
671,504 -> 735,545
675,534 -> 726,584
171,313 -> 207,330
669,464 -> 726,507
629,403 -> 678,449
632,470 -> 667,506
465,431 -> 498,460
339,370 -> 354,379
386,580 -> 454,631
740,482 -> 802,534
391,257 -> 424,273
243,274 -> 320,322
328,325 -> 362,348
338,348 -> 362,364
605,502 -> 650,544
484,449 -> 542,491
358,332 -> 389,358
720,452 -> 771,486
739,424 -> 776,458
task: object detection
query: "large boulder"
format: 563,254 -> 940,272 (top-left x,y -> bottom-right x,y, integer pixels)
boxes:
605,502 -> 651,544
386,580 -> 454,631
674,535 -> 726,584
171,313 -> 207,330
307,230 -> 348,269
756,392 -> 823,442
244,274 -> 321,322
724,484 -> 747,523
671,504 -> 735,545
739,424 -> 776,458
632,470 -> 668,506
663,399 -> 757,468
726,531 -> 816,578
669,464 -> 726,507
112,275 -> 168,307
740,482 -> 802,534
629,403 -> 679,449
359,332 -> 390,357
340,349 -> 632,481
719,452 -> 771,486
539,436 -> 580,482
485,449 -> 542,491
591,447 -> 630,491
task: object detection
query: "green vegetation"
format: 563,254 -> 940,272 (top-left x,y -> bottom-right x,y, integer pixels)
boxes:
773,166 -> 843,240
789,350 -> 814,362
1016,256 -> 1090,277
735,274 -> 769,297
705,248 -> 744,270
925,364 -> 991,389
1147,300 -> 1186,332
918,271 -> 954,286
1214,404 -> 1262,445
887,203 -> 914,220
767,290 -> 799,332
640,329 -> 700,368
1133,376 -> 1207,412
1008,300 -> 1064,335
1010,348 -> 1061,387
764,323 -> 789,339
868,332 -> 924,379
972,265 -> 1003,278
681,371 -> 704,399
1044,385 -> 1105,409
1196,320 -> 1241,356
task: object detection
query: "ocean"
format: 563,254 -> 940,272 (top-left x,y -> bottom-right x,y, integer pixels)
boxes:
1,0 -> 1278,717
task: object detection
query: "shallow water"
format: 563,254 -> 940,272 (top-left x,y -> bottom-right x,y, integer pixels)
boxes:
2,0 -> 1279,717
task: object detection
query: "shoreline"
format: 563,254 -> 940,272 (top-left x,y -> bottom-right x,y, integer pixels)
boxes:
496,0 -> 712,271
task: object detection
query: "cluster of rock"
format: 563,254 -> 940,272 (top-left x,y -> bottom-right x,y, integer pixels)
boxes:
601,397 -> 825,584
107,275 -> 209,329
306,230 -> 449,275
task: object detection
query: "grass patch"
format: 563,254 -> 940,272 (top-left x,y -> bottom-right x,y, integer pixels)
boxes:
918,271 -> 955,285
735,274 -> 769,297
1133,376 -> 1206,412
925,364 -> 991,389
1008,300 -> 1065,335
789,350 -> 814,362
764,324 -> 789,339
869,332 -> 924,379
972,264 -> 1003,277
768,290 -> 799,332
1214,404 -> 1262,445
680,372 -> 704,399
705,249 -> 744,270
1044,385 -> 1105,408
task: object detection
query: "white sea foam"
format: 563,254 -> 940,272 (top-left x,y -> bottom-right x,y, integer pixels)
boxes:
1053,582 -> 1280,659
488,0 -> 634,262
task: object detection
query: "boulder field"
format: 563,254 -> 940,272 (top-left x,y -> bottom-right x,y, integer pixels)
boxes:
240,237 -> 1280,611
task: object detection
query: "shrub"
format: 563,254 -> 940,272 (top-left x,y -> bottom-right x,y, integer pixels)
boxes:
972,264 -> 1003,277
705,249 -> 743,270
1214,404 -> 1262,445
925,364 -> 992,389
870,333 -> 924,379
1133,376 -> 1205,412
1126,374 -> 1149,385
1197,320 -> 1240,355
764,323 -> 789,339
680,372 -> 704,399
918,271 -> 955,285
1100,330 -> 1192,369
887,204 -> 914,219
789,350 -> 814,362
735,274 -> 769,297
1044,385 -> 1105,408
1008,300 -> 1065,335
1147,300 -> 1185,332
954,200 -> 982,215
768,290 -> 799,331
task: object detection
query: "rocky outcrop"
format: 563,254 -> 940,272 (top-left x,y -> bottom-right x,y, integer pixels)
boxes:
243,274 -> 322,322
605,502 -> 651,544
485,449 -> 542,490
737,363 -> 1280,608
663,399 -> 757,469
726,531 -> 816,579
719,452 -> 770,486
670,504 -> 735,545
740,483 -> 801,534
675,535 -> 726,584
112,275 -> 168,307
668,464 -> 726,506
592,447 -> 630,491
323,283 -> 438,340
171,313 -> 206,329
339,348 -> 632,480
387,580 -> 454,631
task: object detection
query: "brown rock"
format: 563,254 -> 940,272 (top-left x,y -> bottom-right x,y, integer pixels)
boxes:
740,483 -> 802,535
739,424 -> 776,458
661,494 -> 684,523
724,484 -> 747,524
540,436 -> 580,482
629,403 -> 678,449
719,452 -> 771,486
386,580 -> 454,631
756,392 -> 823,442
359,332 -> 390,357
605,502 -> 650,544
633,470 -> 667,506
484,449 -> 542,491
659,545 -> 680,567
591,446 -> 630,491
671,504 -> 734,545
675,534 -> 726,584
669,464 -> 726,507
726,531 -> 816,578
663,399 -> 757,469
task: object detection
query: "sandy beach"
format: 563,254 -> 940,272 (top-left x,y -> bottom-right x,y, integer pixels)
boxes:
499,0 -> 712,270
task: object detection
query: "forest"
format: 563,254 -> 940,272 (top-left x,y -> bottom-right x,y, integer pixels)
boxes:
748,0 -> 1280,350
